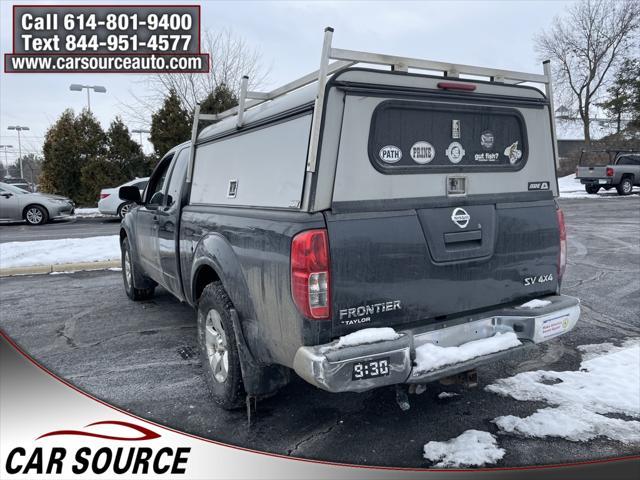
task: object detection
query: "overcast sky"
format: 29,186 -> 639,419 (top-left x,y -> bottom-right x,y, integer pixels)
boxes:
0,0 -> 574,164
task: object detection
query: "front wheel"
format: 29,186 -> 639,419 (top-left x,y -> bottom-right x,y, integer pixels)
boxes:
197,282 -> 245,410
121,238 -> 155,301
616,177 -> 633,196
24,205 -> 48,225
584,184 -> 600,195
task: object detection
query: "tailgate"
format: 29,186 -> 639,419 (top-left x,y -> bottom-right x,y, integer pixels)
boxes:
577,166 -> 607,178
326,197 -> 560,335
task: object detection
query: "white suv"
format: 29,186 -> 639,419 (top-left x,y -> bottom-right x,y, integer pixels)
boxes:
98,177 -> 148,218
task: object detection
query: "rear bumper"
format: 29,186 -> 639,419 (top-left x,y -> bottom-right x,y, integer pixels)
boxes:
579,178 -> 612,185
293,294 -> 580,393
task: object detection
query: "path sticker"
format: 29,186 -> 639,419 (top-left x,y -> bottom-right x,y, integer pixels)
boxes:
445,142 -> 466,164
480,130 -> 494,150
504,141 -> 522,164
379,145 -> 402,163
410,141 -> 435,164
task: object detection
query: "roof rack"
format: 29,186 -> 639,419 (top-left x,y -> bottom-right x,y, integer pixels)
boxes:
188,27 -> 558,184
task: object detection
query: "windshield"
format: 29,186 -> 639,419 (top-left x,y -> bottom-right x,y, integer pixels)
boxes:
0,183 -> 29,194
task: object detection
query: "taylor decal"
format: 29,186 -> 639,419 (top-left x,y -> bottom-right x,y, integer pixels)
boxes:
504,141 -> 522,164
379,145 -> 402,163
445,142 -> 466,164
410,141 -> 435,164
339,300 -> 402,326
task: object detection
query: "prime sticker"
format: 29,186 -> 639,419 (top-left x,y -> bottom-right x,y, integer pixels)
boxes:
445,142 -> 466,164
410,141 -> 435,164
379,145 -> 402,163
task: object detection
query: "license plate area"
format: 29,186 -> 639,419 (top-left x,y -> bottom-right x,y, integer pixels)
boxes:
352,357 -> 391,380
541,315 -> 569,339
598,179 -> 608,184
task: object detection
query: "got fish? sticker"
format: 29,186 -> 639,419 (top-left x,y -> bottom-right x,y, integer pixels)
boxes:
379,145 -> 402,163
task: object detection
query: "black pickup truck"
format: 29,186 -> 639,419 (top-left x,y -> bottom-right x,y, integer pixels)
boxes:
118,37 -> 580,410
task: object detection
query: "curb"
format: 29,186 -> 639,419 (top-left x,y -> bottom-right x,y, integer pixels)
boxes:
0,260 -> 120,277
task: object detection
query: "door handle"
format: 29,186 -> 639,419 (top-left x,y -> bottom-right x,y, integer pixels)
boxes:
152,215 -> 158,222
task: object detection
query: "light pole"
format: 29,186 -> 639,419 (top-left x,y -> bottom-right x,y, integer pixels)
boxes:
131,128 -> 150,149
69,84 -> 107,112
0,144 -> 13,177
7,126 -> 29,178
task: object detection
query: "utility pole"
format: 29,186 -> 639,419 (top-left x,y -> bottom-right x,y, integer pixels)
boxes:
0,144 -> 13,177
131,128 -> 150,151
7,126 -> 29,178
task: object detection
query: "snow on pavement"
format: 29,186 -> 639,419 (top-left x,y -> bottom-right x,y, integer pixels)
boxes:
0,235 -> 120,268
487,340 -> 640,443
74,207 -> 109,218
414,332 -> 521,374
423,430 -> 505,467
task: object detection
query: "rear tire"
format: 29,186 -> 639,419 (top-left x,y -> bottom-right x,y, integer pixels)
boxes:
117,202 -> 134,219
616,177 -> 633,196
121,238 -> 155,301
197,282 -> 245,410
24,205 -> 48,225
584,184 -> 600,195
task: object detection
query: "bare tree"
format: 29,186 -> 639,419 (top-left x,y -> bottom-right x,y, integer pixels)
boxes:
123,29 -> 270,123
535,0 -> 640,144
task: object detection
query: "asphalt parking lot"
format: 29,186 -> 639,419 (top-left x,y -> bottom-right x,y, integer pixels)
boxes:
0,216 -> 120,243
1,197 -> 638,468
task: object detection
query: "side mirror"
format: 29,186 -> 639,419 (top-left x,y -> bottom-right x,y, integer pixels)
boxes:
119,186 -> 142,204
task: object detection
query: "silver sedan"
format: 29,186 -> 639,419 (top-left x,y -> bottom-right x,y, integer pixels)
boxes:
0,182 -> 75,225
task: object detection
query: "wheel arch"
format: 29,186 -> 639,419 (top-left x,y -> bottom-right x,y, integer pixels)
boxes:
22,203 -> 49,220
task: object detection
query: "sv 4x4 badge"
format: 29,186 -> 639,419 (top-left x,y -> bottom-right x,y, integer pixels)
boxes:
524,274 -> 554,286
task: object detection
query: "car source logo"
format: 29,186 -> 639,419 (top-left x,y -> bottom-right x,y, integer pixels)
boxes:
451,207 -> 470,228
379,145 -> 402,163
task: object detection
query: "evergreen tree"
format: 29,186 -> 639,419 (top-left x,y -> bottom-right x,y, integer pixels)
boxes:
598,58 -> 640,132
149,89 -> 191,159
107,117 -> 147,179
200,83 -> 238,115
40,109 -> 81,199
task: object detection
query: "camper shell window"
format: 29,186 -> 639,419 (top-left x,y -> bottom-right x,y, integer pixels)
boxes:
368,100 -> 528,174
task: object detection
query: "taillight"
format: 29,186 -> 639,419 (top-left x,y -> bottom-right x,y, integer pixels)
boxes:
291,229 -> 330,319
557,208 -> 567,280
100,193 -> 110,199
606,167 -> 614,177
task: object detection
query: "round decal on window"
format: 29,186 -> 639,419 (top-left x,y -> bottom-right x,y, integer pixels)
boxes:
379,145 -> 402,163
410,141 -> 435,164
445,142 -> 466,164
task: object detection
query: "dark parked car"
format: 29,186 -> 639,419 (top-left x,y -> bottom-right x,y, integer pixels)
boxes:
118,31 -> 580,410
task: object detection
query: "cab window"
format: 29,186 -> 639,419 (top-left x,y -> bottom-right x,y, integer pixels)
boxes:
146,156 -> 173,206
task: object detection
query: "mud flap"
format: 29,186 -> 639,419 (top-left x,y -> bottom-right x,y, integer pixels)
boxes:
230,309 -> 290,398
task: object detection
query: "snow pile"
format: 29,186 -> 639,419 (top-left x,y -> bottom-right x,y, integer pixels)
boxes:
324,327 -> 400,351
488,341 -> 640,443
518,299 -> 551,309
414,332 -> 521,373
0,235 -> 121,268
423,430 -> 505,467
74,208 -> 108,218
438,392 -> 459,399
